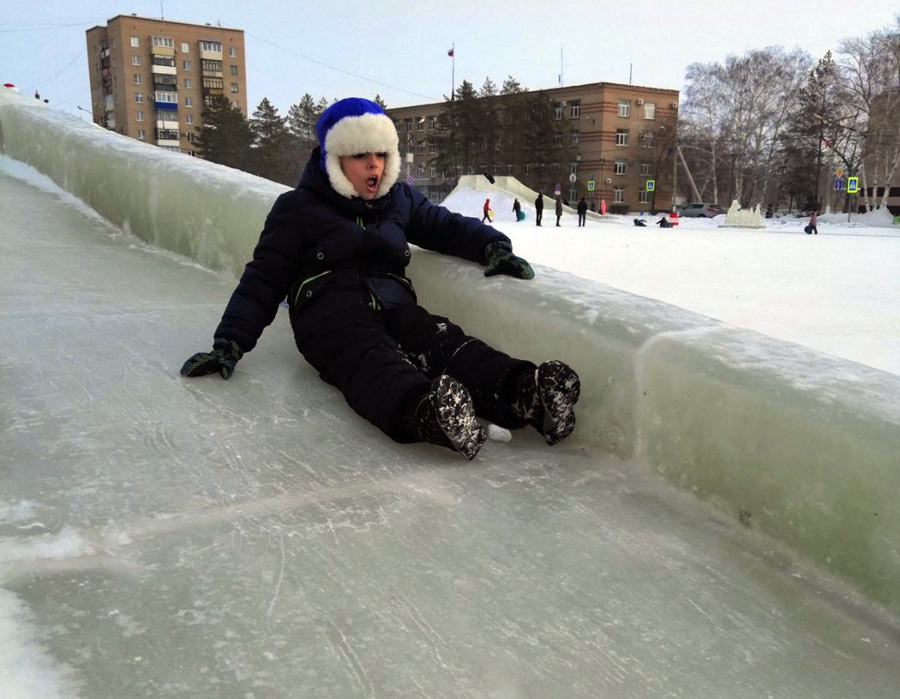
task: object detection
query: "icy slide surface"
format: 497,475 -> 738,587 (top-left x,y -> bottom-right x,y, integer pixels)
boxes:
3,167 -> 900,698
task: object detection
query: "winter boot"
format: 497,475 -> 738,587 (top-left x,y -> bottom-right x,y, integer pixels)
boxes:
414,375 -> 487,460
511,361 -> 581,445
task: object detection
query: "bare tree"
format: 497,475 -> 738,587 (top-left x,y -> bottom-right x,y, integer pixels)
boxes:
840,16 -> 900,212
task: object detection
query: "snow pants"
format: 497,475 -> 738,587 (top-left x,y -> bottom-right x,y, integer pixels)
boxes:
293,302 -> 534,442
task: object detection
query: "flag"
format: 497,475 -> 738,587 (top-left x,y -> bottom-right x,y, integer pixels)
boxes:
447,47 -> 454,57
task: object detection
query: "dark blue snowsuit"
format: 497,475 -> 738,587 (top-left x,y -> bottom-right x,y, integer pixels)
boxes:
214,148 -> 534,441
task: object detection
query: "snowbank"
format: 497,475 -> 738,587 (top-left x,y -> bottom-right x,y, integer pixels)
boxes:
2,88 -> 899,613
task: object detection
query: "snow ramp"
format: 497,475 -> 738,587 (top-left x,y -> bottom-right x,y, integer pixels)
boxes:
2,89 -> 900,697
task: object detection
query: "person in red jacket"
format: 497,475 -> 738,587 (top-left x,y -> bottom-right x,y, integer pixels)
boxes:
482,197 -> 492,223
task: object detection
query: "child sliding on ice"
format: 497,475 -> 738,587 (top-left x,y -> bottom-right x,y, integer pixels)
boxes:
181,98 -> 580,460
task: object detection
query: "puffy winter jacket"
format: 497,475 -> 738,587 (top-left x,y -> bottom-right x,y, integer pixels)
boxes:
215,147 -> 511,351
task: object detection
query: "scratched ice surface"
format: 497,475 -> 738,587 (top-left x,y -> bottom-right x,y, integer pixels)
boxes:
2,168 -> 900,698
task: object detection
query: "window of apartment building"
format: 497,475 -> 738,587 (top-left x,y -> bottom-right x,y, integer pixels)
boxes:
618,100 -> 630,117
202,59 -> 223,72
201,41 -> 222,52
613,186 -> 625,203
640,162 -> 651,175
135,111 -> 144,122
132,55 -> 141,66
571,131 -> 580,145
186,114 -> 194,124
230,83 -> 239,94
614,159 -> 626,175
134,93 -> 143,103
229,47 -> 238,57
616,129 -> 628,146
429,117 -> 438,130
184,96 -> 193,107
417,143 -> 425,154
641,131 -> 654,148
428,143 -> 437,154
202,77 -> 223,89
152,36 -> 174,48
183,60 -> 192,70
638,189 -> 650,204
130,36 -> 139,48
184,78 -> 192,89
554,133 -> 563,147
137,128 -> 146,140
554,103 -> 564,120
230,65 -> 239,76
417,119 -> 425,132
162,146 -> 180,152
643,102 -> 656,120
429,166 -> 436,177
417,165 -> 425,177
181,42 -> 190,53
133,74 -> 142,85
154,91 -> 178,104
568,100 -> 581,118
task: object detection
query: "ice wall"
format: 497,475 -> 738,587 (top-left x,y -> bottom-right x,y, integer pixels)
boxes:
2,89 -> 899,612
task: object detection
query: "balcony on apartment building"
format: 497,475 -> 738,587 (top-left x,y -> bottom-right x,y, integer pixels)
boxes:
155,127 -> 180,149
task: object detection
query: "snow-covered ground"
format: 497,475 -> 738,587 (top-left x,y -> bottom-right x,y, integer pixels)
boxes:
444,187 -> 900,376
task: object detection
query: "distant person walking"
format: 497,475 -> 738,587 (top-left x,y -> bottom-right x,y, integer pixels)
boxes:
512,198 -> 522,221
482,198 -> 492,223
555,196 -> 563,227
577,197 -> 587,227
807,210 -> 818,235
535,191 -> 544,226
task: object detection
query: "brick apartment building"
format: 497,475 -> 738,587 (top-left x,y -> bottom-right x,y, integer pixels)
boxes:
85,15 -> 246,156
387,81 -> 679,212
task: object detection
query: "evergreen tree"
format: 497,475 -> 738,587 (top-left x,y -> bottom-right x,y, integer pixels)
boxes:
195,94 -> 253,171
433,80 -> 482,177
792,52 -> 841,208
500,76 -> 525,95
250,98 -> 292,185
286,93 -> 325,182
373,94 -> 388,110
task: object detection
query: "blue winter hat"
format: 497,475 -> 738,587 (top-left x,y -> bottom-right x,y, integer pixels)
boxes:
315,97 -> 400,199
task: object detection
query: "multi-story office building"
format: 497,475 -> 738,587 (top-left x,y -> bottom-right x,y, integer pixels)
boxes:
86,14 -> 246,156
387,81 -> 679,212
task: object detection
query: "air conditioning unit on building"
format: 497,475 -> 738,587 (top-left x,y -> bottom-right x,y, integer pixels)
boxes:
636,98 -> 644,105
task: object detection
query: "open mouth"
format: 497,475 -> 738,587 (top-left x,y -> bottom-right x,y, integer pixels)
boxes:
366,176 -> 379,190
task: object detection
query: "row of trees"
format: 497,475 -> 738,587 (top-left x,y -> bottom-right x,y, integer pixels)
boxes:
678,12 -> 900,212
195,93 -> 387,186
431,76 -> 575,193
195,78 -> 576,194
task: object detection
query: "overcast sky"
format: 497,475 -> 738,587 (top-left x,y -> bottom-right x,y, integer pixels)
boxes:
3,0 -> 897,120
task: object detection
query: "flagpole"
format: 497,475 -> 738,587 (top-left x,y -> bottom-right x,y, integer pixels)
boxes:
450,43 -> 455,100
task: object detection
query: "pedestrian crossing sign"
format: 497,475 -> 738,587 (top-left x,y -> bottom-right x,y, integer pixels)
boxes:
847,176 -> 859,194
646,179 -> 656,192
587,180 -> 595,192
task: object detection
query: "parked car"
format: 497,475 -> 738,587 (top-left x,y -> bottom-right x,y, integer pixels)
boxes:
678,203 -> 724,218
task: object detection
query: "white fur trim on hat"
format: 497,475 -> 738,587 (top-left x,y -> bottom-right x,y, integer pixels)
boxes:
323,112 -> 400,199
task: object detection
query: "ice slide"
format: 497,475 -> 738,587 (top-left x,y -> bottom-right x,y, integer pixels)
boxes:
2,90 -> 900,697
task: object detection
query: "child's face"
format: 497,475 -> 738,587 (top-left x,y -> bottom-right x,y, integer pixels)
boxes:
339,152 -> 386,200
